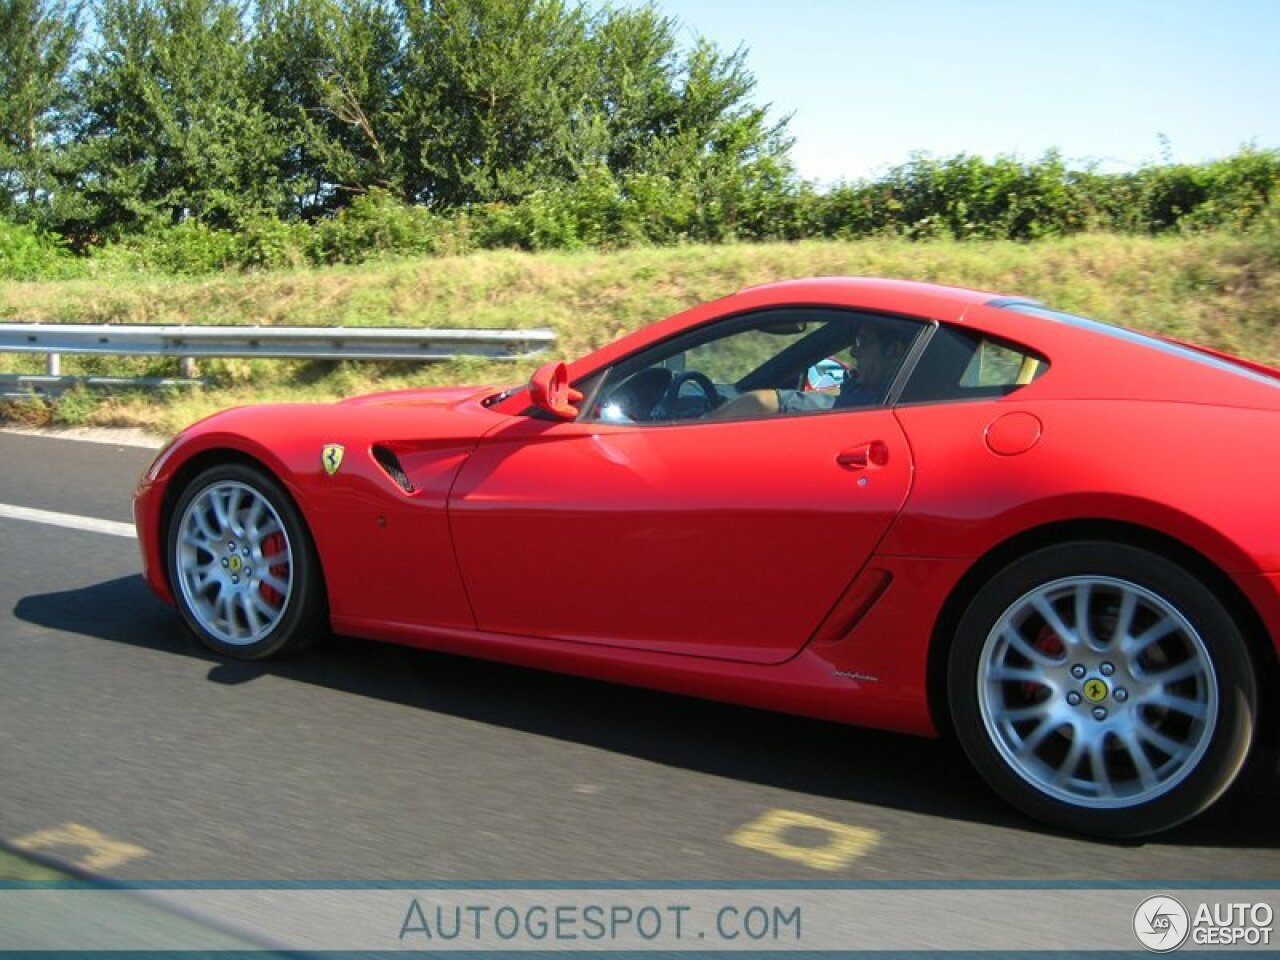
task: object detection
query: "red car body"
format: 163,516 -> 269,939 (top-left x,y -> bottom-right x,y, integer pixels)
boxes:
135,278 -> 1280,835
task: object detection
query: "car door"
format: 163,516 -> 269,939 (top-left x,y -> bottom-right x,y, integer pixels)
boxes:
447,308 -> 923,664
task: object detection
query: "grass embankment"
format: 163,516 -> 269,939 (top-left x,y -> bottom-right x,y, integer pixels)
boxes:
1,230 -> 1277,436
0,847 -> 68,881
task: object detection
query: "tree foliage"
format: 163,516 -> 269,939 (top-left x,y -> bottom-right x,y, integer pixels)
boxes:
252,0 -> 402,215
0,0 -> 1276,268
76,0 -> 286,234
6,0 -> 793,238
0,0 -> 81,220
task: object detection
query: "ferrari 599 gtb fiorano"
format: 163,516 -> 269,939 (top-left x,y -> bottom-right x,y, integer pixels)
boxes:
135,278 -> 1280,838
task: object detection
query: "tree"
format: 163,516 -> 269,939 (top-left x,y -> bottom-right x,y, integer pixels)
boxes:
398,0 -> 598,206
29,0 -> 799,246
0,0 -> 81,221
618,35 -> 794,240
76,0 -> 286,232
584,3 -> 682,177
253,0 -> 403,217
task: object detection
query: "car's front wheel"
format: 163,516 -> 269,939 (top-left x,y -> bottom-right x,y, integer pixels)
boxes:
948,541 -> 1257,838
167,463 -> 325,659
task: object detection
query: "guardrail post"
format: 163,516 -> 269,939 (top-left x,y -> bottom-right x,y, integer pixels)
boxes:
46,352 -> 61,376
179,357 -> 196,378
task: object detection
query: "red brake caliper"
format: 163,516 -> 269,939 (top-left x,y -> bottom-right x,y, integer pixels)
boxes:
259,533 -> 286,606
1022,625 -> 1064,700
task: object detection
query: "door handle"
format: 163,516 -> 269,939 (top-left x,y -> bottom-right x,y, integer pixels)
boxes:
836,441 -> 890,470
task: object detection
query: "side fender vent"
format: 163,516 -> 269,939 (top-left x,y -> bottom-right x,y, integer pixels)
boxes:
372,445 -> 415,493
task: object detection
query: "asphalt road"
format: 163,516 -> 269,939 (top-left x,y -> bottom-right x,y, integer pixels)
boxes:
1,429 -> 1277,882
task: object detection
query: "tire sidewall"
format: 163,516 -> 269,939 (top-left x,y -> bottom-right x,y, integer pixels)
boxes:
948,541 -> 1256,838
166,463 -> 324,660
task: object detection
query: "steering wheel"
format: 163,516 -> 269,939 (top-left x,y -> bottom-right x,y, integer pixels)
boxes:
651,371 -> 722,420
604,367 -> 673,421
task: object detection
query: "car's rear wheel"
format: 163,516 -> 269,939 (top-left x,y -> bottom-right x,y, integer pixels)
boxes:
948,541 -> 1256,838
167,463 -> 325,659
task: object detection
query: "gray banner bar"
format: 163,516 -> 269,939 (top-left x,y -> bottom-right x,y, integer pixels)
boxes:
1,887 -> 1276,952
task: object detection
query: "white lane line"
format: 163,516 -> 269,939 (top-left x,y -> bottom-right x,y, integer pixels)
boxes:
0,426 -> 164,449
0,502 -> 136,538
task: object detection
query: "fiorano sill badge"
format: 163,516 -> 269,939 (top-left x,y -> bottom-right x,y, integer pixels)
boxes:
322,444 -> 345,476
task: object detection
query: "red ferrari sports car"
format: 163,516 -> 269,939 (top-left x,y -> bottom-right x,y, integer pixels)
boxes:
134,277 -> 1280,838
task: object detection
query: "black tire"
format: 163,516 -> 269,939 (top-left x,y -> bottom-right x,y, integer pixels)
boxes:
948,541 -> 1256,838
166,463 -> 326,660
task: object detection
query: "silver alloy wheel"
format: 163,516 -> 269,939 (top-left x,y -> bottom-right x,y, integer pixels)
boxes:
173,480 -> 293,646
977,575 -> 1217,809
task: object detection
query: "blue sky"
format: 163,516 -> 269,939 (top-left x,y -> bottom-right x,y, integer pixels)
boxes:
628,0 -> 1280,184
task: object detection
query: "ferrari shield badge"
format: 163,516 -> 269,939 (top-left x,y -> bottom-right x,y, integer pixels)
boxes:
322,443 -> 345,476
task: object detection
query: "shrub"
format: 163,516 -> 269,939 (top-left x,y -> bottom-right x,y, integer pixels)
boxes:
308,190 -> 446,264
236,216 -> 310,271
0,218 -> 81,280
101,220 -> 242,274
14,148 -> 1280,274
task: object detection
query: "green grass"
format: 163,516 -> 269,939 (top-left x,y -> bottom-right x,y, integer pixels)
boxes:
0,848 -> 70,881
2,231 -> 1277,435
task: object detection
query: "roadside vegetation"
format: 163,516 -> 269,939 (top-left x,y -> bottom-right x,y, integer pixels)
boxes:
2,0 -> 1278,266
0,847 -> 68,881
3,226 -> 1278,436
0,0 -> 1276,434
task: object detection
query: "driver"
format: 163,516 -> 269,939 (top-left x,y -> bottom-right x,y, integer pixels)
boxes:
712,322 -> 910,419
830,323 -> 909,408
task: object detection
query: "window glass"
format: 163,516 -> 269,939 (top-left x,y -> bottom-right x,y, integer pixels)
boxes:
901,326 -> 1047,404
962,339 -> 1033,386
1005,302 -> 1279,388
683,325 -> 812,384
581,309 -> 925,424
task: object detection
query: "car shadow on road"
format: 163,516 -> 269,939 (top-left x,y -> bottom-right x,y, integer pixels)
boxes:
15,573 -> 1279,852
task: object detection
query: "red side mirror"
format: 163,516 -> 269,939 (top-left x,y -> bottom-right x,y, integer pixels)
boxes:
528,361 -> 583,420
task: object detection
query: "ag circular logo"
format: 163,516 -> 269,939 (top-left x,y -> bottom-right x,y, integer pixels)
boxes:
1134,895 -> 1190,952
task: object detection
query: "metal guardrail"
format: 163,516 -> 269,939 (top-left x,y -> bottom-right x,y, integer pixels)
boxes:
0,323 -> 557,397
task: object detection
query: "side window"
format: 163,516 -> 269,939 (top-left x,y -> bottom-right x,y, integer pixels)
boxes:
900,325 -> 1048,404
683,326 -> 811,384
580,309 -> 925,424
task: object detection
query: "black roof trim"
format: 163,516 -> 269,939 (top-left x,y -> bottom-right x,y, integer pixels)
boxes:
984,296 -> 1044,309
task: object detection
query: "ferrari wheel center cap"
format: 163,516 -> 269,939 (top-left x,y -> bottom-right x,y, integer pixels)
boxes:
228,555 -> 243,574
1082,678 -> 1109,703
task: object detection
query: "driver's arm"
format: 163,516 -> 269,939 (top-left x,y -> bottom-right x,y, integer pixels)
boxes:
706,389 -> 781,420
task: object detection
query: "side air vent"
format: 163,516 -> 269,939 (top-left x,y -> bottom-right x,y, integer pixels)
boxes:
372,445 -> 415,493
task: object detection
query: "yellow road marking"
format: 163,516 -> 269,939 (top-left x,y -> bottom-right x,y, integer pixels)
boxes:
12,822 -> 148,871
729,809 -> 881,872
